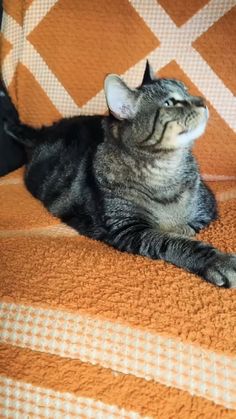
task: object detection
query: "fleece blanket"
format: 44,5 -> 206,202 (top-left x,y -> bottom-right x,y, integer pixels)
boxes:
0,1 -> 236,417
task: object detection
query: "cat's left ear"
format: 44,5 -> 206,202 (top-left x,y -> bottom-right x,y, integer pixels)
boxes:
141,60 -> 155,85
104,75 -> 138,120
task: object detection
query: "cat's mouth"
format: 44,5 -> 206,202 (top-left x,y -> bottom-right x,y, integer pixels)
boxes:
177,107 -> 208,144
179,107 -> 209,138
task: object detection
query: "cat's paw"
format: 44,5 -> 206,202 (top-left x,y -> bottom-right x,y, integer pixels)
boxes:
204,253 -> 236,288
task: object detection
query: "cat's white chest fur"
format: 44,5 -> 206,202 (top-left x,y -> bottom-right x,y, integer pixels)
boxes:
153,189 -> 193,229
142,157 -> 196,229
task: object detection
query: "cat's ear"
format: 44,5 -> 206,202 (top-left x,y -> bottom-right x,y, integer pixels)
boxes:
141,60 -> 155,85
104,75 -> 138,120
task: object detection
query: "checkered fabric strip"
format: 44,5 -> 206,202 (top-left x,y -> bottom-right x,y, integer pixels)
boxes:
0,376 -> 147,419
0,302 -> 235,410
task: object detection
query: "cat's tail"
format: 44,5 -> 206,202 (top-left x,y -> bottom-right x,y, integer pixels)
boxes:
0,80 -> 36,148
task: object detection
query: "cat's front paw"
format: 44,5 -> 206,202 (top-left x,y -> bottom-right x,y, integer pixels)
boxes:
204,253 -> 236,288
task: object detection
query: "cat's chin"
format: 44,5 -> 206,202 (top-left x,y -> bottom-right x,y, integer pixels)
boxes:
177,107 -> 208,147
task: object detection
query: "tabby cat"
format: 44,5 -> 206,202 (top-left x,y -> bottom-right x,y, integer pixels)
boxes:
3,62 -> 236,287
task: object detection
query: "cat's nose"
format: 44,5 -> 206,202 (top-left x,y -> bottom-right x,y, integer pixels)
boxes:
192,96 -> 206,108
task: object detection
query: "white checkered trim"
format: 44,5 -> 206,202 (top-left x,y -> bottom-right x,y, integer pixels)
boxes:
0,376 -> 146,418
0,302 -> 235,409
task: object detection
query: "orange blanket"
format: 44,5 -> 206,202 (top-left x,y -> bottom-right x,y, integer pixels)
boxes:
0,1 -> 236,417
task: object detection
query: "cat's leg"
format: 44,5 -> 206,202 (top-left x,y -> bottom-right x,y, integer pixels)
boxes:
105,216 -> 236,288
159,224 -> 196,237
189,180 -> 218,233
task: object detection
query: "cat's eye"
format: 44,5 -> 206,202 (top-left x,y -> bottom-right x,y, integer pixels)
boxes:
163,98 -> 175,107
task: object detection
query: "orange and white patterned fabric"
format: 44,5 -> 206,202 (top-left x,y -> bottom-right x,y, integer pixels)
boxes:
0,1 -> 236,417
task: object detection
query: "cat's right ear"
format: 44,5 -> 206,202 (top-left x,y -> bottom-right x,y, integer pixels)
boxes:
104,75 -> 138,120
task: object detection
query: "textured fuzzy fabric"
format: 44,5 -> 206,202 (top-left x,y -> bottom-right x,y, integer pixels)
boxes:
0,1 -> 236,417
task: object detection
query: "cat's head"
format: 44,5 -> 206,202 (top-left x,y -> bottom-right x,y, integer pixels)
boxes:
103,61 -> 208,153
